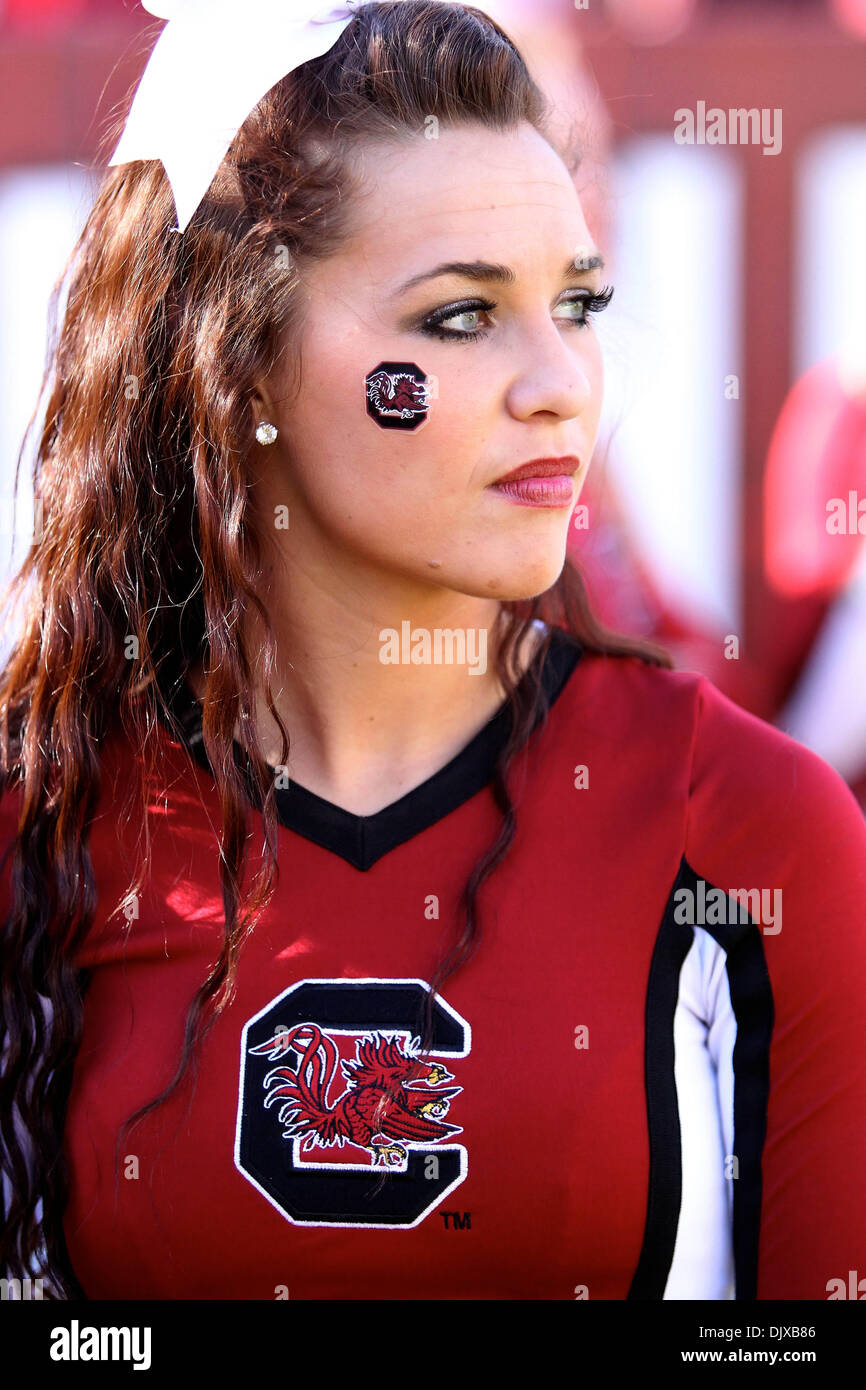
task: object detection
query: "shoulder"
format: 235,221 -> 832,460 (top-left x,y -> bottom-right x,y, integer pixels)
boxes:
680,666 -> 866,878
560,647 -> 866,883
572,647 -> 863,811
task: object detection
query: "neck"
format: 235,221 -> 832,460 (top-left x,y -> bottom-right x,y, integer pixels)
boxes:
186,603 -> 544,817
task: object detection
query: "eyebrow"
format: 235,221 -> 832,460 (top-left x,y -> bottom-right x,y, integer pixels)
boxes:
393,253 -> 605,296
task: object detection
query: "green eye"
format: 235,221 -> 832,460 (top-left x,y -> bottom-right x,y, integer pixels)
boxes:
419,283 -> 614,343
556,285 -> 615,326
421,297 -> 495,342
441,308 -> 482,332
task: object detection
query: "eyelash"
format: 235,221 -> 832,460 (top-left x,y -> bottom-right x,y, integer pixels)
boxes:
419,283 -> 615,342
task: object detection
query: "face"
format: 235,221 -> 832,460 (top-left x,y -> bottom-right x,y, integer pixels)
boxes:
253,121 -> 607,603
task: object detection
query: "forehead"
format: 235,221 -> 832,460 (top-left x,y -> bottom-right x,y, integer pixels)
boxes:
337,122 -> 588,277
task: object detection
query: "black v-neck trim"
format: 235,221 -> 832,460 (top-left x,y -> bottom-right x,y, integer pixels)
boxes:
160,626 -> 581,871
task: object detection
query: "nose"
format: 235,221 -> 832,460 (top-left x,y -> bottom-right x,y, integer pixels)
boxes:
505,318 -> 598,422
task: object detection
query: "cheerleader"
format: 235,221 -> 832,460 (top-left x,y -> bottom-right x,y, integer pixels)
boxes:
1,0 -> 864,1301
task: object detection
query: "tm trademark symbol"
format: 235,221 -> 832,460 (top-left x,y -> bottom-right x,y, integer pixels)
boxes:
441,1211 -> 471,1230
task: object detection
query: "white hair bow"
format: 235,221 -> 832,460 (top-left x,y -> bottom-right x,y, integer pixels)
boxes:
108,0 -> 374,234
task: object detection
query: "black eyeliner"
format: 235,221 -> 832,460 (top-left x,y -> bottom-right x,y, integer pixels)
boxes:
418,283 -> 614,342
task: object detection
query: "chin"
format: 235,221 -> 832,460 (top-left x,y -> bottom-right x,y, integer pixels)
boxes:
457,555 -> 567,602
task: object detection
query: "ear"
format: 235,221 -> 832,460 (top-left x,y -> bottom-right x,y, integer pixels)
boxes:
250,379 -> 279,429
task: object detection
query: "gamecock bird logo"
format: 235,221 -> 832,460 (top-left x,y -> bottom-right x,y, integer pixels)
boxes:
364,361 -> 430,429
248,1022 -> 463,1168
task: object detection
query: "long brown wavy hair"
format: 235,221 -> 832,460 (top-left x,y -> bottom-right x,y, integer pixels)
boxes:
0,0 -> 672,1299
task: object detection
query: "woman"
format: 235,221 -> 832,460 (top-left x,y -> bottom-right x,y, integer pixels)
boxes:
2,0 -> 865,1302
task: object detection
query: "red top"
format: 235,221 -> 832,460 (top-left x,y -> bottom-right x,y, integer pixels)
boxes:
3,628 -> 866,1299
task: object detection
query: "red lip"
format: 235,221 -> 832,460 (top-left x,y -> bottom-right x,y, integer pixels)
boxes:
492,456 -> 581,484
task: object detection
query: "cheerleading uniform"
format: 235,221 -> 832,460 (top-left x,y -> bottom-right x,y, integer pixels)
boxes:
2,623 -> 865,1299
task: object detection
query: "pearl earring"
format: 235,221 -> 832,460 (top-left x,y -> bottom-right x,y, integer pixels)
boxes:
255,421 -> 278,445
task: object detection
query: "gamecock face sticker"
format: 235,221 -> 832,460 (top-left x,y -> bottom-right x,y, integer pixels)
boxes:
365,361 -> 430,431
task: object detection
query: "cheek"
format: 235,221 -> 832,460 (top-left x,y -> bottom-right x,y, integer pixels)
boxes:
289,355 -> 471,527
591,334 -> 605,393
581,338 -> 605,430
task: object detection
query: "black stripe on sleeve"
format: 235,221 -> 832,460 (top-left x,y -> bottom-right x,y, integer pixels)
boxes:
628,856 -> 774,1300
